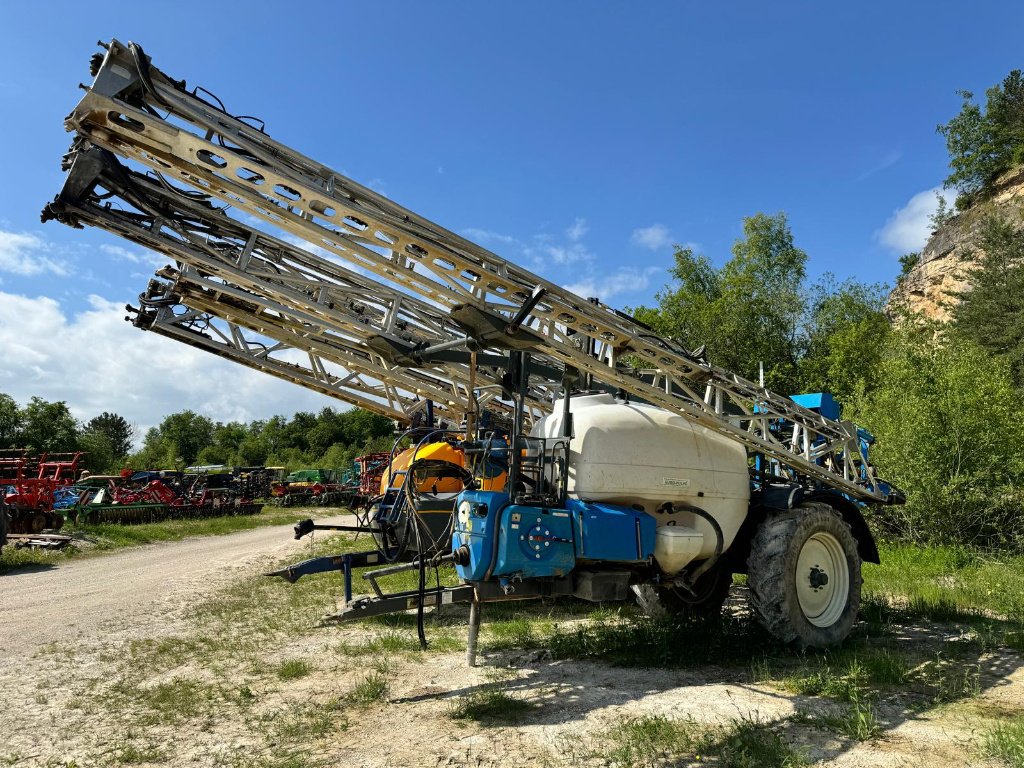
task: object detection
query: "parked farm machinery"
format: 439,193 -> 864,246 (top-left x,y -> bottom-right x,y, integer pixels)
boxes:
269,469 -> 349,508
0,449 -> 83,534
71,470 -> 264,525
46,40 -> 906,659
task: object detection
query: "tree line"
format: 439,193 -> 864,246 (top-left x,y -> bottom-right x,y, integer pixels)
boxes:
0,395 -> 395,476
127,407 -> 395,472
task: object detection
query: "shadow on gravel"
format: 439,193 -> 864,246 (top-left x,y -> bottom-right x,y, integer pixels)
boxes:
0,560 -> 58,575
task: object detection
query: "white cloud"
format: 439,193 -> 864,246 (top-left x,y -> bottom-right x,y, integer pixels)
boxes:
0,230 -> 68,276
566,218 -> 588,242
0,292 -> 351,441
565,266 -> 662,300
877,187 -> 955,253
462,222 -> 595,268
462,228 -> 516,245
631,224 -> 672,251
533,241 -> 591,266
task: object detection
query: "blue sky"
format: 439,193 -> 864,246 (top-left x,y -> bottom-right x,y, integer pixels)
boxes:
0,1 -> 1020,433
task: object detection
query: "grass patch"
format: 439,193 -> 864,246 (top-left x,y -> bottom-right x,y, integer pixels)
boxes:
712,717 -> 809,767
865,543 -> 1024,621
983,714 -> 1024,767
269,699 -> 348,742
0,507 -> 337,572
599,715 -> 806,768
765,648 -> 910,702
755,640 -> 981,717
448,683 -> 536,723
797,692 -> 882,741
345,670 -> 389,705
114,740 -> 167,764
604,715 -> 703,766
131,679 -> 219,729
484,617 -> 549,650
275,658 -> 313,681
78,507 -> 331,550
915,655 -> 982,703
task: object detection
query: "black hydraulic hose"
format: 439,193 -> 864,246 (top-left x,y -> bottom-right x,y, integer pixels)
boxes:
128,42 -> 172,110
412,503 -> 428,650
680,504 -> 724,586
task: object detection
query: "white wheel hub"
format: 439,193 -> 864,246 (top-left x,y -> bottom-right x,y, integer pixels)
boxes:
795,531 -> 849,628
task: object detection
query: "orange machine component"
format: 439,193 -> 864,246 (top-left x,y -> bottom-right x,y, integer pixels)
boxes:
379,441 -> 509,495
380,441 -> 467,495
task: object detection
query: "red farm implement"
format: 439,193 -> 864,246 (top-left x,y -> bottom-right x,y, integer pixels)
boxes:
0,449 -> 83,534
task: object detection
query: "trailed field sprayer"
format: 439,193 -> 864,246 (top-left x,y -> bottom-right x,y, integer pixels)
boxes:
44,40 -> 904,659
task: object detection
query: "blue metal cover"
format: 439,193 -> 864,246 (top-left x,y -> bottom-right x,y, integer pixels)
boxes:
492,505 -> 576,578
790,392 -> 841,420
452,489 -> 508,582
569,499 -> 656,562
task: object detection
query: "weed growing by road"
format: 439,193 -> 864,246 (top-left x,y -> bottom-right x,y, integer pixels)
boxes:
448,672 -> 536,723
795,692 -> 882,742
982,714 -> 1024,767
345,671 -> 390,705
275,658 -> 313,681
597,715 -> 807,768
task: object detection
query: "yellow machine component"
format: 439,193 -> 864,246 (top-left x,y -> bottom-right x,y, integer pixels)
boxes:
379,441 -> 508,494
380,442 -> 466,495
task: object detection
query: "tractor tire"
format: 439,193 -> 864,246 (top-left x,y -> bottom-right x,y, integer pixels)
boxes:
747,503 -> 861,648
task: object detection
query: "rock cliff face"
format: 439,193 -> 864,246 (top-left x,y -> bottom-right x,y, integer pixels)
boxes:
888,166 -> 1024,321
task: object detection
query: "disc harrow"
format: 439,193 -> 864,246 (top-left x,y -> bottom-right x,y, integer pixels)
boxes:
77,500 -> 264,526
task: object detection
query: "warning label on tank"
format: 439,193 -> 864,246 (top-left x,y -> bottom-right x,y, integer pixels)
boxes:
662,477 -> 690,488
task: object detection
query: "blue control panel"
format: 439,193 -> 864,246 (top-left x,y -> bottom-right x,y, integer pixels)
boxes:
453,491 -> 656,583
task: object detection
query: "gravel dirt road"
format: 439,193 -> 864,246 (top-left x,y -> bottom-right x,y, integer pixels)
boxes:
0,514 -> 353,654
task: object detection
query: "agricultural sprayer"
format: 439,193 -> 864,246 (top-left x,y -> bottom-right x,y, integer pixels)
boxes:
44,40 -> 905,660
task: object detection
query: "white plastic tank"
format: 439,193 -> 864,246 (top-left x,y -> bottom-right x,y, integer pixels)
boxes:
531,393 -> 750,567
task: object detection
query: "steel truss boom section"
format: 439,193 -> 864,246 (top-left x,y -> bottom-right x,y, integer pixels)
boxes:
59,39 -> 889,502
44,145 -> 550,421
143,272 -> 492,423
131,297 -> 416,423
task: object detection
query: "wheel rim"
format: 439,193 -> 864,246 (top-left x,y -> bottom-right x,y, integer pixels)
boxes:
795,531 -> 849,628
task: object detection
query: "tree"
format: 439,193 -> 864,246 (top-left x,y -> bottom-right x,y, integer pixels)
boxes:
79,430 -> 115,474
0,394 -> 21,449
897,252 -> 920,282
951,214 -> 1024,386
852,325 -> 1024,547
85,412 -> 135,458
798,277 -> 890,404
938,70 -> 1024,208
19,397 -> 79,454
632,212 -> 808,392
147,410 -> 215,466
